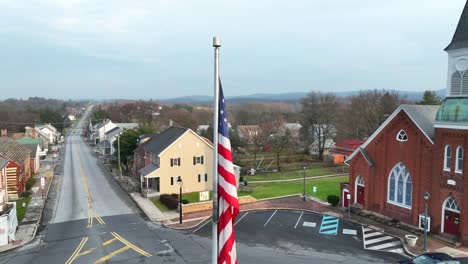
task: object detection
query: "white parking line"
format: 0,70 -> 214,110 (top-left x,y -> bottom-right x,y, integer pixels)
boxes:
192,219 -> 210,234
294,211 -> 304,229
264,210 -> 277,227
303,222 -> 316,227
343,229 -> 357,235
234,212 -> 249,226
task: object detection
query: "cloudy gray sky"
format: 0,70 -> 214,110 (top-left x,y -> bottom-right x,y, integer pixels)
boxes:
0,0 -> 465,100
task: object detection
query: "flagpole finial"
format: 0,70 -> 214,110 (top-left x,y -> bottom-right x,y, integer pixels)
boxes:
213,36 -> 221,47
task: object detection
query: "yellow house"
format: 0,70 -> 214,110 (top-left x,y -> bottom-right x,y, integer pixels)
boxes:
137,126 -> 214,197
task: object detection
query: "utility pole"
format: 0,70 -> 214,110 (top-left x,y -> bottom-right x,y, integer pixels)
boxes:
118,135 -> 122,179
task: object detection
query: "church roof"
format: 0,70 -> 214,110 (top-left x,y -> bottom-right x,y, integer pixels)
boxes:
445,1 -> 468,51
345,104 -> 439,164
402,104 -> 440,140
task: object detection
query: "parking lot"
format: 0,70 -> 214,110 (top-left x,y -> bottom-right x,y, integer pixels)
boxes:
188,209 -> 409,263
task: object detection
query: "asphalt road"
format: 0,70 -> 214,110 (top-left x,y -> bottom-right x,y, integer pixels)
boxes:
0,110 -> 411,263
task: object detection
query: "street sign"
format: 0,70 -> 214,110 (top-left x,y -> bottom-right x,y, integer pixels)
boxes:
347,194 -> 351,200
313,186 -> 317,193
41,177 -> 45,189
31,187 -> 39,194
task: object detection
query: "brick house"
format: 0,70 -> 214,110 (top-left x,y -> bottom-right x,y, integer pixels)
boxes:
0,137 -> 31,199
346,2 -> 468,245
0,157 -> 8,208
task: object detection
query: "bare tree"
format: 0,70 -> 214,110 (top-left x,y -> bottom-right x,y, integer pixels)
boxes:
269,127 -> 291,171
301,92 -> 338,160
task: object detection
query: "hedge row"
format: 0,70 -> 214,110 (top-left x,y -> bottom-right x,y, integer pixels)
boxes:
160,194 -> 179,209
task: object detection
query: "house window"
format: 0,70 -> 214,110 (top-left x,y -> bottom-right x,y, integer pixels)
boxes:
396,129 -> 408,142
387,163 -> 412,208
205,173 -> 208,182
171,177 -> 174,185
456,146 -> 463,173
193,156 -> 204,165
171,158 -> 181,167
198,174 -> 201,182
444,145 -> 452,171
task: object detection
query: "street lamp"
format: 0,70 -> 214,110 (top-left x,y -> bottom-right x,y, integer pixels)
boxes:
303,166 -> 306,201
177,176 -> 183,224
424,192 -> 430,252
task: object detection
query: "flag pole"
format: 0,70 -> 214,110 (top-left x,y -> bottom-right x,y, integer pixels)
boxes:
212,36 -> 221,264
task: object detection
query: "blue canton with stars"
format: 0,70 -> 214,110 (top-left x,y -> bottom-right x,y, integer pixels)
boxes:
218,80 -> 230,138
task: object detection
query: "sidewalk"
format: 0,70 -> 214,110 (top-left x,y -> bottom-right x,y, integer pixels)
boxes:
0,157 -> 56,252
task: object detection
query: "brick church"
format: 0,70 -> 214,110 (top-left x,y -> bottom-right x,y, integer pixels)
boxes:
346,1 -> 468,244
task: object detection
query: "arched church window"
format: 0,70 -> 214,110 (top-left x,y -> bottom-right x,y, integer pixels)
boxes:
451,71 -> 462,95
387,163 -> 412,209
396,129 -> 408,142
445,145 -> 452,171
456,146 -> 463,172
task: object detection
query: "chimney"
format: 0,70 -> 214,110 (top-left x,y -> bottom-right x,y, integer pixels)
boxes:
0,129 -> 7,137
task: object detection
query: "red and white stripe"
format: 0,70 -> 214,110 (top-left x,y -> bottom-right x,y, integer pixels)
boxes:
218,133 -> 239,264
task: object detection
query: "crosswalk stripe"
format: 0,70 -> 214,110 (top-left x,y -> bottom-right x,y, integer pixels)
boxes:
362,226 -> 404,254
388,248 -> 404,254
365,236 -> 395,245
319,215 -> 339,235
363,232 -> 383,239
367,240 -> 401,250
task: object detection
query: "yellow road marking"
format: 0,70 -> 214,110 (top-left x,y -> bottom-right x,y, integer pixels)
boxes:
95,214 -> 105,225
94,245 -> 130,264
76,248 -> 95,257
65,237 -> 88,264
102,237 -> 117,246
111,232 -> 152,257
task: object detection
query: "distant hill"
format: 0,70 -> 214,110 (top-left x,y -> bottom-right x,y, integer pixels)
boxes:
161,89 -> 447,104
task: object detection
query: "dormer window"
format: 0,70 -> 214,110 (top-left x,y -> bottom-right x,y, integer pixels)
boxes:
396,129 -> 408,142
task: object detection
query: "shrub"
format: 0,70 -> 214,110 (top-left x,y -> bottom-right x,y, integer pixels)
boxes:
327,195 -> 340,207
159,194 -> 179,210
171,193 -> 179,199
20,191 -> 31,198
26,177 -> 36,190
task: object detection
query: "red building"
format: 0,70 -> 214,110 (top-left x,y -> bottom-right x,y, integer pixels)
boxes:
346,1 -> 468,245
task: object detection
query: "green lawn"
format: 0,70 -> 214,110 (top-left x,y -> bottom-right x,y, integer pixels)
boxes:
246,175 -> 348,201
150,198 -> 171,212
245,167 -> 339,182
14,195 -> 32,222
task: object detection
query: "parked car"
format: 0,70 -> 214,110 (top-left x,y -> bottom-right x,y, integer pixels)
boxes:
398,252 -> 460,264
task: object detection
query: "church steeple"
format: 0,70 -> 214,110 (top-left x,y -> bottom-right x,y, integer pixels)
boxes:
445,1 -> 468,51
445,0 -> 468,97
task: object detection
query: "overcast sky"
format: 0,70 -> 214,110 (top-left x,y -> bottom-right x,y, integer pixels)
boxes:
0,0 -> 466,100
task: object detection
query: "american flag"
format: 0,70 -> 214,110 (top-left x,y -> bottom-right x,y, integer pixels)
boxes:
217,80 -> 240,264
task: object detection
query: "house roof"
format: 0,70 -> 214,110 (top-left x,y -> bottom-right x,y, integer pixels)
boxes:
0,137 -> 31,165
35,127 -> 50,139
330,139 -> 365,156
115,123 -> 139,130
238,125 -> 261,138
445,1 -> 468,51
284,123 -> 302,130
0,157 -> 8,169
16,138 -> 42,145
345,104 -> 440,164
105,127 -> 122,138
20,143 -> 39,158
143,126 -> 189,155
139,163 -> 159,177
